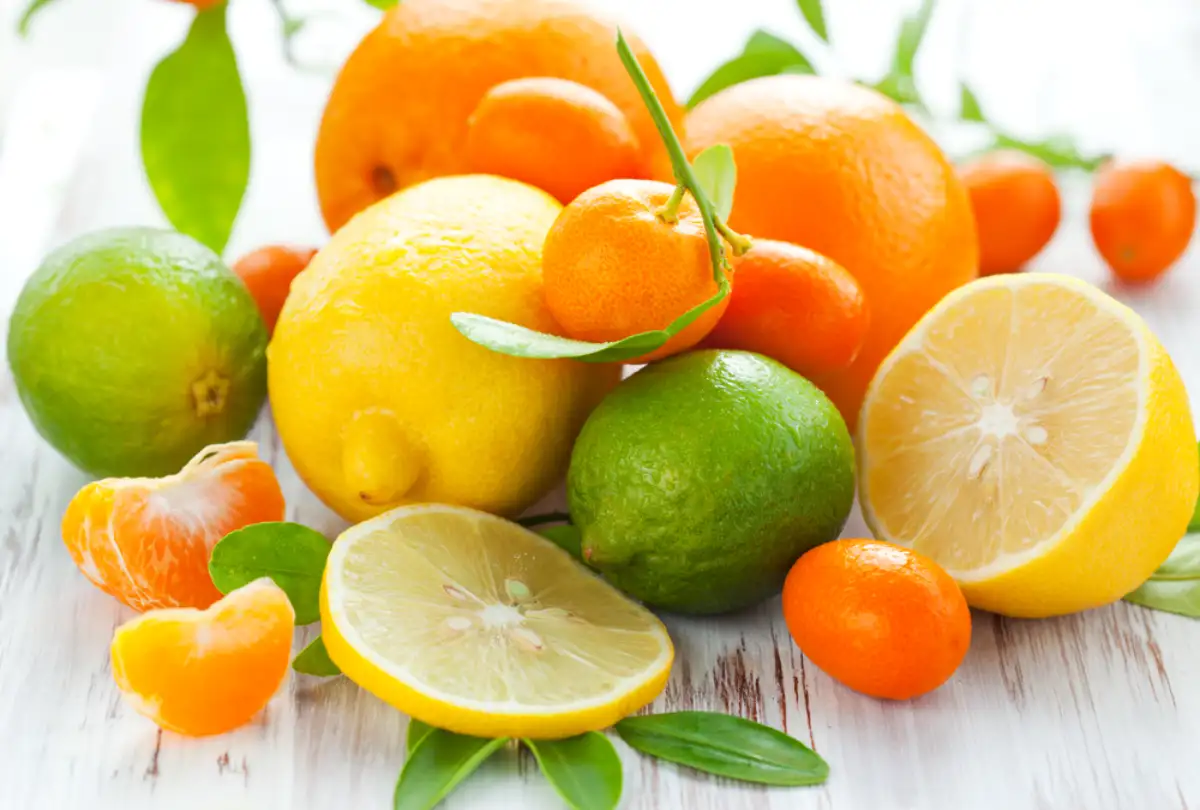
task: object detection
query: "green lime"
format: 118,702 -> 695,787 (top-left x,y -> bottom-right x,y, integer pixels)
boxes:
6,227 -> 267,477
568,350 -> 856,614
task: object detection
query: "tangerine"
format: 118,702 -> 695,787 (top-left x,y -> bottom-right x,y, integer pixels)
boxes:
959,151 -> 1061,275
1089,159 -> 1196,283
232,244 -> 318,334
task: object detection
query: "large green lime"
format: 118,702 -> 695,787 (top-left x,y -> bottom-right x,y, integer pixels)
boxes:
6,227 -> 267,477
568,350 -> 856,614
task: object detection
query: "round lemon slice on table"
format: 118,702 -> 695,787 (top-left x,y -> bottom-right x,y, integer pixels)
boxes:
320,504 -> 674,739
859,273 -> 1197,618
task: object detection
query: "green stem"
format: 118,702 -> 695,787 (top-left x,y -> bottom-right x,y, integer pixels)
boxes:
617,32 -> 739,287
657,184 -> 686,223
716,219 -> 753,256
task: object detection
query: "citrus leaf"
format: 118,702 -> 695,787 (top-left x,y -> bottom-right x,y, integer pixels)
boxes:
615,712 -> 829,786
407,719 -> 435,755
394,730 -> 507,810
795,0 -> 829,42
989,132 -> 1107,172
1123,534 -> 1200,618
209,522 -> 331,624
537,524 -> 583,560
292,635 -> 341,676
17,0 -> 57,37
959,83 -> 986,123
361,0 -> 398,8
687,30 -> 815,108
892,0 -> 936,78
692,145 -> 737,221
141,3 -> 250,254
525,734 -> 623,810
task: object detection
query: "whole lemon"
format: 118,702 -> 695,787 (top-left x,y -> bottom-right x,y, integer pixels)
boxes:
268,175 -> 618,523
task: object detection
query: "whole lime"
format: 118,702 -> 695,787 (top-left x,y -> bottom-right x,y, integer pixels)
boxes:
6,228 -> 268,477
568,350 -> 856,614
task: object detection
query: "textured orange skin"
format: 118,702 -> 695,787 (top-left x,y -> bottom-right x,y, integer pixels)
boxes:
702,239 -> 868,378
314,0 -> 680,232
542,179 -> 731,364
1089,159 -> 1197,283
232,245 -> 318,334
685,76 -> 978,426
465,77 -> 643,205
782,539 -> 971,701
60,442 -> 285,612
960,151 -> 1061,275
111,580 -> 294,737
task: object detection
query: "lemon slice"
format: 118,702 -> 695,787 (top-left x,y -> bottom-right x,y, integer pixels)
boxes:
859,274 -> 1197,618
320,504 -> 674,739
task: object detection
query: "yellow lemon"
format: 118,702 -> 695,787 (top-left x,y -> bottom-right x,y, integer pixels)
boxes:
320,504 -> 674,739
268,175 -> 619,522
858,273 -> 1197,618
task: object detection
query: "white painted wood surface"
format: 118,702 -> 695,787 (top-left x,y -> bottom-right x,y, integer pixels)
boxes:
2,1 -> 1199,808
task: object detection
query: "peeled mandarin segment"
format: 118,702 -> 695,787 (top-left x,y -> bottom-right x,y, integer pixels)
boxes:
321,504 -> 673,739
859,274 -> 1198,617
60,441 -> 285,611
111,579 -> 295,737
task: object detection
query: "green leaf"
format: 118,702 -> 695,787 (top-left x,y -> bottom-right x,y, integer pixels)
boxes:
615,712 -> 829,786
692,145 -> 737,221
537,524 -> 583,560
989,132 -> 1107,172
208,522 -> 331,624
959,83 -> 986,123
1123,535 -> 1200,618
292,636 -> 341,676
687,30 -> 815,108
407,719 -> 435,755
361,0 -> 399,8
525,734 -> 623,810
394,730 -> 507,810
795,0 -> 829,42
892,0 -> 936,78
140,3 -> 250,254
17,0 -> 57,37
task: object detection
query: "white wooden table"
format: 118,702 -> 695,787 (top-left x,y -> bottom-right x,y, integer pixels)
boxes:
2,1 -> 1199,807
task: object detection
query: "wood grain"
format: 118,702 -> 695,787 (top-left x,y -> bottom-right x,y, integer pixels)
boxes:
3,1 -> 1200,808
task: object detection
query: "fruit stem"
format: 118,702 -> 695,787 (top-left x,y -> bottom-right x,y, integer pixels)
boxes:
617,31 -> 743,286
716,219 -> 753,257
656,184 -> 686,224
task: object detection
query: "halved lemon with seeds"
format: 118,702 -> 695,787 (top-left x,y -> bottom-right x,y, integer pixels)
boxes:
320,504 -> 674,739
859,274 -> 1197,618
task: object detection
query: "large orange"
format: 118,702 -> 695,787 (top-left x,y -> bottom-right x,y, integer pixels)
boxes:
685,76 -> 978,425
314,0 -> 679,232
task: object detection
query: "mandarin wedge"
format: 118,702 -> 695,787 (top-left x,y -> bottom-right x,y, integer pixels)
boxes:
858,274 -> 1197,617
62,441 -> 285,611
111,579 -> 294,737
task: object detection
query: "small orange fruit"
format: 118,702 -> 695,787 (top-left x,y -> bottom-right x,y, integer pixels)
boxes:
1089,159 -> 1196,283
542,179 -> 731,363
959,151 -> 1061,275
61,441 -> 285,612
465,77 -> 643,204
782,538 -> 971,701
702,240 -> 869,378
111,578 -> 294,737
232,244 -> 318,333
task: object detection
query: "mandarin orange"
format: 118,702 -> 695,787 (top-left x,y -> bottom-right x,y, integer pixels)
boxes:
61,441 -> 285,611
1089,159 -> 1196,283
111,578 -> 294,737
685,75 -> 978,425
782,539 -> 971,701
232,244 -> 318,333
702,240 -> 868,378
314,0 -> 679,232
960,151 -> 1061,275
541,179 -> 730,363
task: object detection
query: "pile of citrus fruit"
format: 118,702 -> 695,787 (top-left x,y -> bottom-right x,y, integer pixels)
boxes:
4,0 -> 1197,770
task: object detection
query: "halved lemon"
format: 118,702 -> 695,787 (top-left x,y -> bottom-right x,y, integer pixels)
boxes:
320,504 -> 674,739
859,274 -> 1197,618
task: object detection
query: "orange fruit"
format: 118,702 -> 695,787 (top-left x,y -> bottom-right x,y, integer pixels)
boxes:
61,441 -> 285,612
960,151 -> 1061,275
542,179 -> 731,363
1089,159 -> 1196,283
702,239 -> 869,378
782,538 -> 971,700
465,77 -> 643,205
314,0 -> 680,232
232,244 -> 318,334
684,75 -> 978,425
111,579 -> 294,737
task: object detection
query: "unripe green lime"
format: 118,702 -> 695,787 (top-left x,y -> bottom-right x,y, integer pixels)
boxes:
6,227 -> 267,477
568,350 -> 856,614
